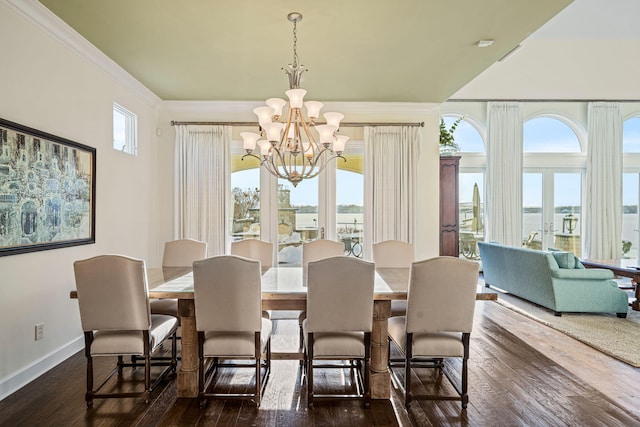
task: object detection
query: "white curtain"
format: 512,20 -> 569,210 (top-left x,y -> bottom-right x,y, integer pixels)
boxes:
174,125 -> 231,256
364,126 -> 422,259
585,102 -> 623,259
486,102 -> 523,247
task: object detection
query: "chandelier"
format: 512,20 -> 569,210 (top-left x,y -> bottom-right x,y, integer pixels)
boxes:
240,12 -> 348,187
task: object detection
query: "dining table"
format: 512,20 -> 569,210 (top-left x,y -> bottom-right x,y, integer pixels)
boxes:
71,265 -> 497,399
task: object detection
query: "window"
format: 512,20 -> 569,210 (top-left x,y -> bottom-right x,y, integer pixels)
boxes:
113,103 -> 137,155
442,116 -> 484,152
337,141 -> 364,258
623,116 -> 640,153
622,116 -> 640,257
522,116 -> 584,254
230,141 -> 261,242
524,117 -> 581,153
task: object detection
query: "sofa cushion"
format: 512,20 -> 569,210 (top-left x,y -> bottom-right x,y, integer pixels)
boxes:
552,251 -> 576,269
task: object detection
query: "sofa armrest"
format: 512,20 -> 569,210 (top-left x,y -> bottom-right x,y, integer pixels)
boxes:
551,268 -> 614,280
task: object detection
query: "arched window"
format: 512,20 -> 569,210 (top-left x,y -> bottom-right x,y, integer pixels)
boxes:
442,116 -> 484,152
523,117 -> 581,152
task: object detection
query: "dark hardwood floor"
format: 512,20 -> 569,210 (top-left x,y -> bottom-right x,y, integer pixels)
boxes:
1,301 -> 639,427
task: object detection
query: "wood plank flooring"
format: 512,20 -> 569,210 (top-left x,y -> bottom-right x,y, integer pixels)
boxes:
1,301 -> 639,426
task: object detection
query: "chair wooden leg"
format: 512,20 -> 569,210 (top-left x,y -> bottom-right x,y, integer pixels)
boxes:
255,332 -> 262,407
364,332 -> 371,408
307,333 -> 314,408
143,331 -> 151,404
84,332 -> 94,408
198,332 -> 206,407
405,333 -> 413,406
461,332 -> 470,409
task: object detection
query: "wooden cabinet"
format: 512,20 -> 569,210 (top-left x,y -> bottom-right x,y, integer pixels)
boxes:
440,156 -> 460,256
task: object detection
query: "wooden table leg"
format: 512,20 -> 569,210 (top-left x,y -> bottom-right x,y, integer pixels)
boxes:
177,299 -> 199,398
370,300 -> 391,399
632,274 -> 640,311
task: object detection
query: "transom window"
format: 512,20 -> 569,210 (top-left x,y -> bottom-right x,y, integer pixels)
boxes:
113,103 -> 137,155
523,117 -> 581,153
623,116 -> 640,153
442,116 -> 484,152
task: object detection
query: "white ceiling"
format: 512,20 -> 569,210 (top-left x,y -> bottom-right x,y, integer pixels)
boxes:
453,0 -> 640,100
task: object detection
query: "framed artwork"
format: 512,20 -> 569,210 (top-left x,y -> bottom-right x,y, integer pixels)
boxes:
0,118 -> 96,256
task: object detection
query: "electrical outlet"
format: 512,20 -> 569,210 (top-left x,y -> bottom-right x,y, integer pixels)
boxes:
35,323 -> 44,341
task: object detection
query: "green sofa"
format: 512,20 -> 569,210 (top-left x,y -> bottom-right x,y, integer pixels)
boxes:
478,241 -> 629,317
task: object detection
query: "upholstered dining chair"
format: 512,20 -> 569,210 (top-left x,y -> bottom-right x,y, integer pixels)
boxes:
73,255 -> 178,407
372,240 -> 414,317
298,239 -> 345,347
231,239 -> 274,269
193,255 -> 273,407
231,239 -> 274,319
303,256 -> 375,408
387,256 -> 480,408
150,238 -> 207,319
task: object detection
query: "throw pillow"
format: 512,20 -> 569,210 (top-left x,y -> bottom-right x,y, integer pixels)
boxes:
552,251 -> 575,269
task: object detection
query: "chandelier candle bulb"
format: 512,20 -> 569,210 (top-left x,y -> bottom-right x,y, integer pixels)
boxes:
254,106 -> 274,127
258,140 -> 271,156
333,135 -> 349,154
315,125 -> 338,146
263,122 -> 284,142
266,98 -> 287,119
286,89 -> 306,108
241,132 -> 260,151
323,112 -> 345,129
304,101 -> 324,121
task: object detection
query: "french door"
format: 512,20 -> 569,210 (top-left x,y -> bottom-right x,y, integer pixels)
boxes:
522,170 -> 582,255
231,139 -> 364,265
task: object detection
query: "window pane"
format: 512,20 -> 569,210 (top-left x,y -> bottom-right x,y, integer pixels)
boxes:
113,103 -> 137,155
623,117 -> 640,153
623,173 -> 639,258
113,109 -> 126,151
337,169 -> 363,258
231,168 -> 260,241
523,173 -> 543,249
554,173 -> 581,256
443,117 -> 484,152
524,117 -> 581,153
277,177 -> 318,265
459,172 -> 483,259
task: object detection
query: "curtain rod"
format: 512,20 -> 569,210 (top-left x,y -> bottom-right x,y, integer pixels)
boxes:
447,99 -> 640,103
170,120 -> 424,127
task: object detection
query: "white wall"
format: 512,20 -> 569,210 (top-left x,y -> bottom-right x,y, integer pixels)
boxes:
0,2 -> 159,399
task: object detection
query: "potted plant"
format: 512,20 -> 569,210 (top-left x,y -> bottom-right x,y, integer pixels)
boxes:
439,117 -> 463,156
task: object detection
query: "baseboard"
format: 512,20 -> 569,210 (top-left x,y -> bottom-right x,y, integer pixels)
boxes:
0,336 -> 84,401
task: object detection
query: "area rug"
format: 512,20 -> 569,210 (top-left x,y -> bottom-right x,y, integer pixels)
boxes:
493,290 -> 640,367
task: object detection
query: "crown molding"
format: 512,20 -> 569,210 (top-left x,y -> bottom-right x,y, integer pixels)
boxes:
3,0 -> 160,105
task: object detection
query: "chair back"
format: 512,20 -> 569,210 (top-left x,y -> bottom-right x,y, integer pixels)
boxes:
372,240 -> 414,268
406,257 -> 479,334
74,255 -> 150,332
162,238 -> 207,267
193,255 -> 262,332
302,239 -> 343,267
231,239 -> 274,269
306,256 -> 375,333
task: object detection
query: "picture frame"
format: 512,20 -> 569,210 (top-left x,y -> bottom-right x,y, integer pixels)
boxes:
0,118 -> 96,256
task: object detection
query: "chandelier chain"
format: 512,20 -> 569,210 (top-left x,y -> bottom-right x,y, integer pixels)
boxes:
292,20 -> 298,69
